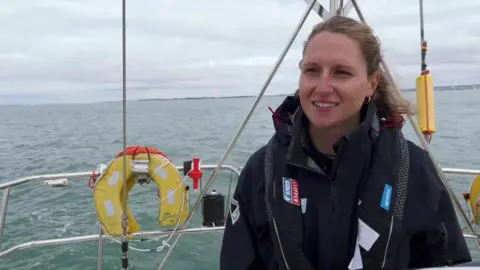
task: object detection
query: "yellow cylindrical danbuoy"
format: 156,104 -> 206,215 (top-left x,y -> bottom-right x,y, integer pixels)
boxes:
416,74 -> 436,135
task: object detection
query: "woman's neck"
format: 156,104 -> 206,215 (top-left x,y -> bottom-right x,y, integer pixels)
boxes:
308,113 -> 361,155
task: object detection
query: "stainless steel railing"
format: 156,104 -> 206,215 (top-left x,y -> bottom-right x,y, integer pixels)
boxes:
0,165 -> 479,269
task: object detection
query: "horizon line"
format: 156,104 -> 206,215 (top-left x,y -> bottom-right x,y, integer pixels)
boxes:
0,83 -> 478,106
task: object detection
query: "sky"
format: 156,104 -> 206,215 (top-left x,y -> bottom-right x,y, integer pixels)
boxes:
0,0 -> 479,104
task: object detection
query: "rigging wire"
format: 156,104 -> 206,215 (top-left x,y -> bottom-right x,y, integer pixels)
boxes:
351,0 -> 480,250
419,0 -> 427,74
156,1 -> 317,269
114,0 -> 477,268
120,0 -> 129,268
116,0 -> 191,266
419,0 -> 432,144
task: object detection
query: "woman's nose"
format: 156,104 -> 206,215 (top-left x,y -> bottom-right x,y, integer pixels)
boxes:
313,73 -> 333,94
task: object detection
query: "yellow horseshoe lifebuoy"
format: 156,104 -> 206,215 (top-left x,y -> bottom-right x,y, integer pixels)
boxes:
469,175 -> 480,224
93,146 -> 189,236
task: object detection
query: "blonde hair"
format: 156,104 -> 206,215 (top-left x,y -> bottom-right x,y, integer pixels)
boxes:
302,16 -> 414,117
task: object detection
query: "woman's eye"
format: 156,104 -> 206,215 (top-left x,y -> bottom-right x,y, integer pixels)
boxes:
335,70 -> 351,76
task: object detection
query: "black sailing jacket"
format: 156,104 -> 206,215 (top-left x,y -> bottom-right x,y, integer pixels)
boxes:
220,93 -> 471,269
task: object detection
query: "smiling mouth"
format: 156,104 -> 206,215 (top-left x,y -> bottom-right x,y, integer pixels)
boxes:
312,101 -> 339,108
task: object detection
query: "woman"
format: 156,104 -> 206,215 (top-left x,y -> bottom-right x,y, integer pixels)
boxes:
219,16 -> 471,270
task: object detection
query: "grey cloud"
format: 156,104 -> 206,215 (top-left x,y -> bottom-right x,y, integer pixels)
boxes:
0,0 -> 478,104
387,45 -> 480,66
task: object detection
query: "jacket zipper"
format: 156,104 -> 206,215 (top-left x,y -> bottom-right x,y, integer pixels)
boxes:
285,143 -> 343,214
284,161 -> 337,212
329,153 -> 341,213
382,217 -> 394,268
285,161 -> 325,176
330,182 -> 336,212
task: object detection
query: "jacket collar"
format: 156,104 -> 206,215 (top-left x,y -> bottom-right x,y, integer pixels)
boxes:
271,92 -> 380,171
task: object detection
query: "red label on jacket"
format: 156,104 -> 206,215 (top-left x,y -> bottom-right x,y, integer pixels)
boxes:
291,179 -> 300,206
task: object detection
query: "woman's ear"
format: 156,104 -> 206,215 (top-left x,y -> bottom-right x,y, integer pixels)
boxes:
367,71 -> 381,96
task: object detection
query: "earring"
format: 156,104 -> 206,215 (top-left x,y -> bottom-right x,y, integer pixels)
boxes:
364,96 -> 372,104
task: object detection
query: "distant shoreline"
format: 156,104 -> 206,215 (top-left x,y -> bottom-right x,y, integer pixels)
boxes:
137,94 -> 288,102
1,84 -> 477,106
137,84 -> 479,102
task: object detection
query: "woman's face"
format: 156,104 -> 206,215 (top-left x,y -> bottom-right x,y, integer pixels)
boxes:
299,31 -> 378,130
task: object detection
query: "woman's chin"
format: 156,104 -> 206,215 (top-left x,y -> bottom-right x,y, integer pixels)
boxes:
309,118 -> 341,130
